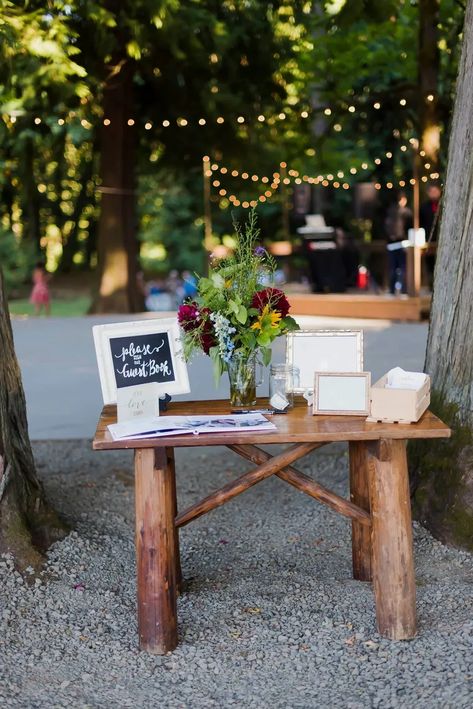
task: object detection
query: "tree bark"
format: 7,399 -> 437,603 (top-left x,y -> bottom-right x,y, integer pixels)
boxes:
418,0 -> 441,169
411,0 -> 473,550
90,58 -> 143,313
0,268 -> 68,570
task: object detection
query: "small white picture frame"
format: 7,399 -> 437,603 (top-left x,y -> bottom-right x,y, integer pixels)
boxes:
93,318 -> 190,405
286,329 -> 363,393
313,371 -> 371,416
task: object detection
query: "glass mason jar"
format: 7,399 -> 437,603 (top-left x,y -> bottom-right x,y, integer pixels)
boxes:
269,364 -> 300,410
227,351 -> 263,407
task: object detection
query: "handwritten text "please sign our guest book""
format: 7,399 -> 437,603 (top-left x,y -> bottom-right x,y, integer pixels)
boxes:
110,333 -> 175,389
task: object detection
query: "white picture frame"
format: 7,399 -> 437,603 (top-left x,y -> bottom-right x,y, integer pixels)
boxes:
286,329 -> 363,393
93,318 -> 190,405
313,371 -> 371,416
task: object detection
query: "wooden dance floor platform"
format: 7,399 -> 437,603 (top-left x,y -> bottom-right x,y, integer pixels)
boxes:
288,293 -> 431,322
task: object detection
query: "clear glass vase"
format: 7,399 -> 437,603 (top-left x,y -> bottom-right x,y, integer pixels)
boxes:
227,352 -> 263,408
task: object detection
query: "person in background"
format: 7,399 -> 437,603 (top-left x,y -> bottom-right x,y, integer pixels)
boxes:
420,182 -> 441,288
29,262 -> 51,316
165,269 -> 184,307
384,191 -> 413,295
181,270 -> 198,301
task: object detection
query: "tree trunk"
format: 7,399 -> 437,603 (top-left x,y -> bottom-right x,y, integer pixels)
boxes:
0,268 -> 68,570
418,0 -> 441,169
21,137 -> 42,254
411,0 -> 473,550
58,155 -> 96,273
90,59 -> 143,313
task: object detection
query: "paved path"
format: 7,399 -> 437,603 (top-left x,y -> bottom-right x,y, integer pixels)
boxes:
11,313 -> 428,440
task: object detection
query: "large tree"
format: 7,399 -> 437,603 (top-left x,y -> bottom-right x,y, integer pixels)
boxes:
411,0 -> 473,550
0,268 -> 68,569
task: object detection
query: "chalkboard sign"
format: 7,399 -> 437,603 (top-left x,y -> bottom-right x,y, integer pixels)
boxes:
93,318 -> 190,404
110,332 -> 175,389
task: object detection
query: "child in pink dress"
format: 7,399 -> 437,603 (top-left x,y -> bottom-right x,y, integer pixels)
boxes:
30,262 -> 51,315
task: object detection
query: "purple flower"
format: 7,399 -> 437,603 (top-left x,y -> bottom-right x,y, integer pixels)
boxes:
254,246 -> 266,256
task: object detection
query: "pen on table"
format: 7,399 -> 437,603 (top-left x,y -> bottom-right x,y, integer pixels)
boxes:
230,408 -> 287,415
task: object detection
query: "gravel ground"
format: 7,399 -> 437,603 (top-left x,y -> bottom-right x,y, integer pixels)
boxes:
1,440 -> 472,709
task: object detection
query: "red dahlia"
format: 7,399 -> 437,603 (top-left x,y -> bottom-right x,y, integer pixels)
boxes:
251,287 -> 290,318
177,303 -> 216,354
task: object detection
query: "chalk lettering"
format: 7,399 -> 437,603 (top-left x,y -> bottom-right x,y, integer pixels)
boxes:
113,340 -> 165,362
116,359 -> 171,379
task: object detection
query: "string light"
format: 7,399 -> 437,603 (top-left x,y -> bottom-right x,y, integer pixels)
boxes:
217,117 -> 224,124
199,118 -> 206,125
400,99 -> 407,106
237,116 -> 245,123
34,117 -> 41,124
145,122 -> 152,130
204,144 -> 428,209
373,102 -> 381,109
162,120 -> 170,127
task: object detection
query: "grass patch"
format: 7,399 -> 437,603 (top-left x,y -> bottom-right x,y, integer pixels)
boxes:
8,295 -> 91,318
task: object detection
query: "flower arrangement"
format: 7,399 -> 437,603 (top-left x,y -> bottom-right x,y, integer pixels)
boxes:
178,211 -> 299,404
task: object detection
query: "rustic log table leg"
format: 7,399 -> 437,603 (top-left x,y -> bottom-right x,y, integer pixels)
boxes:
135,448 -> 178,654
166,446 -> 182,594
367,439 -> 416,640
349,441 -> 372,582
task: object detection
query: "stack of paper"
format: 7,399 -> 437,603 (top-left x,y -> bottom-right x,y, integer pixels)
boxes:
385,367 -> 428,391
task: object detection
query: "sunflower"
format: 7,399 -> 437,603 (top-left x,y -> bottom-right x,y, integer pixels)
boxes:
250,304 -> 282,331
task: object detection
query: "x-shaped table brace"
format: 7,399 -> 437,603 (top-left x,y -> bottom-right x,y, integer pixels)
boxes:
176,442 -> 370,529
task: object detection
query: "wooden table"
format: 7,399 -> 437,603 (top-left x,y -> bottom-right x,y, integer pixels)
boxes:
93,399 -> 450,654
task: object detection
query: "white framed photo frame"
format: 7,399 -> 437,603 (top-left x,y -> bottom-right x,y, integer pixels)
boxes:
313,371 -> 371,416
93,318 -> 190,405
286,329 -> 363,393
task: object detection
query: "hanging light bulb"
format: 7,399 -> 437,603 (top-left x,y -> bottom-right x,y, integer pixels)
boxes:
199,118 -> 206,126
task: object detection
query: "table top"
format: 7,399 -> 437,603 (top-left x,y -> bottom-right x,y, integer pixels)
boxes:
92,399 -> 451,450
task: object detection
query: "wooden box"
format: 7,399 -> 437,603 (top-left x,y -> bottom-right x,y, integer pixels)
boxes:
367,374 -> 430,424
